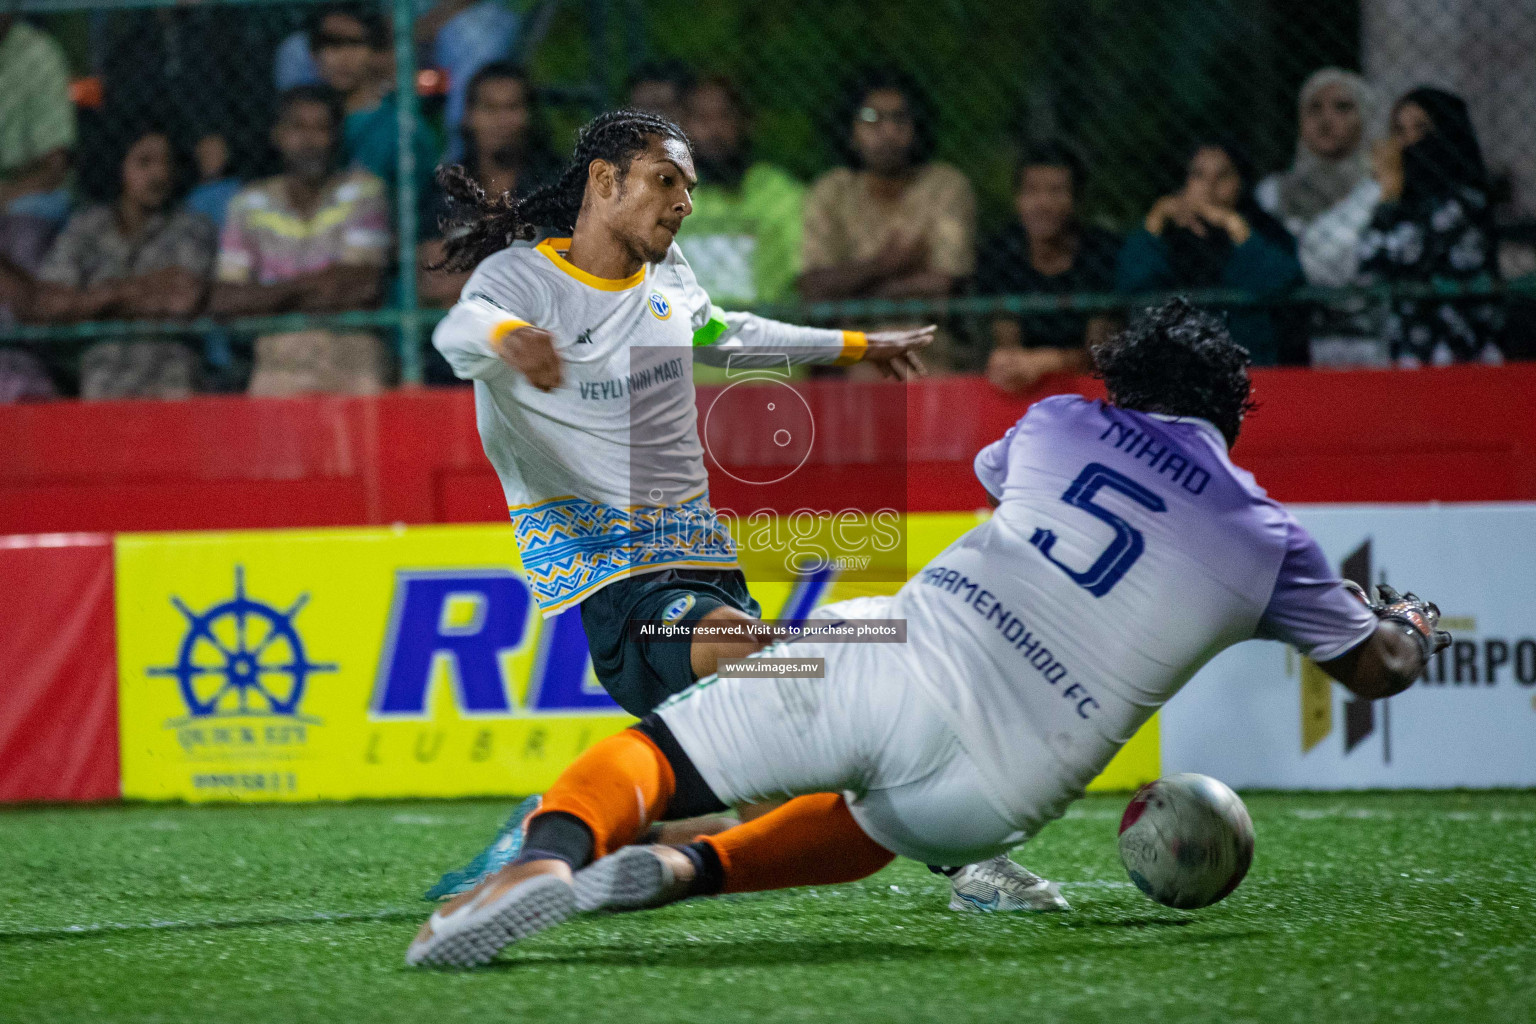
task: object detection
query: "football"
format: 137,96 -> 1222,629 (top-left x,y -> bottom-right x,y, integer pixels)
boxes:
1118,773 -> 1255,909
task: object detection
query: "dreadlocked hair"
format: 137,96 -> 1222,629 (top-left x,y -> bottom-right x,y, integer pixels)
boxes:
432,108 -> 692,273
1092,297 -> 1258,447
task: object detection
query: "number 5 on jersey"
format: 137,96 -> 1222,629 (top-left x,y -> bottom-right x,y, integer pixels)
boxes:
1030,462 -> 1167,597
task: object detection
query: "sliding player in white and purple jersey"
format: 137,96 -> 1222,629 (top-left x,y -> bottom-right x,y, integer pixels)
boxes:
407,299 -> 1452,967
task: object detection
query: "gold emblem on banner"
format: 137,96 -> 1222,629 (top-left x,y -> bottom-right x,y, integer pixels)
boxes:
1300,658 -> 1333,753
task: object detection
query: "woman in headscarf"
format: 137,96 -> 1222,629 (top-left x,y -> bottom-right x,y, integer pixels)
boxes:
1258,69 -> 1382,288
1359,87 -> 1503,366
1254,70 -> 1387,365
1117,139 -> 1303,365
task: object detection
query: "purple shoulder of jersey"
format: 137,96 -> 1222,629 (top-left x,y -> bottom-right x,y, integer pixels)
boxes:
973,394 -> 1377,662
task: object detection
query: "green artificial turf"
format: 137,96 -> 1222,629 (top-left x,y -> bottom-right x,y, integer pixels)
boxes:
2,791 -> 1533,1023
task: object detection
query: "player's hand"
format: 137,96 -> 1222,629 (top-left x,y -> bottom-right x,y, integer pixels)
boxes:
495,325 -> 563,391
1344,580 -> 1453,658
861,326 -> 934,381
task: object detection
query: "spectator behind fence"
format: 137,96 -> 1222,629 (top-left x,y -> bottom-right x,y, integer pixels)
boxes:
210,86 -> 392,396
1256,68 -> 1385,366
0,243 -> 55,401
678,75 -> 805,308
276,0 -> 517,162
1117,140 -> 1302,365
0,17 -> 69,401
800,70 -> 976,370
185,132 -> 248,230
410,0 -> 519,162
626,61 -> 694,125
976,143 -> 1120,395
32,128 -> 215,400
418,62 -> 561,308
98,7 -> 269,211
1359,87 -> 1503,367
309,4 -> 439,212
0,14 -> 74,228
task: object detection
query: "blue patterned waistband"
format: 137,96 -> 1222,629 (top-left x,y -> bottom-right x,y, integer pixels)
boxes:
510,495 -> 738,614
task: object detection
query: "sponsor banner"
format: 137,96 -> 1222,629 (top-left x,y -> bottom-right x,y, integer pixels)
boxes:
116,525 -> 636,802
116,514 -> 1155,802
1163,504 -> 1536,789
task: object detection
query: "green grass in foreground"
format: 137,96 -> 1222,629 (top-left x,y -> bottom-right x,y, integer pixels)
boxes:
2,791 -> 1533,1024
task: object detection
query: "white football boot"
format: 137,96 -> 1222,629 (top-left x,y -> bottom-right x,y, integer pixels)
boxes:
406,861 -> 576,968
573,845 -> 695,913
947,855 -> 1070,913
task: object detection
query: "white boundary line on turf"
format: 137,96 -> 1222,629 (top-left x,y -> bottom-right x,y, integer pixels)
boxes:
6,885 -> 1141,937
0,907 -> 422,941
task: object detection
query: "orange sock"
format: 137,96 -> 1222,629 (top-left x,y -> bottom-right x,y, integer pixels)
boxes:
702,793 -> 895,893
533,728 -> 676,859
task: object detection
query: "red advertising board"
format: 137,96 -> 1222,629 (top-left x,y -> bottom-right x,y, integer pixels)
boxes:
0,366 -> 1531,537
0,534 -> 118,802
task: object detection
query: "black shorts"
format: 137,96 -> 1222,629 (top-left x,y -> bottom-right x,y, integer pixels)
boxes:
579,568 -> 761,718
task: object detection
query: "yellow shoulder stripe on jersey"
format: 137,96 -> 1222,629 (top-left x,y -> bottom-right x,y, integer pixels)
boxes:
833,330 -> 868,366
536,237 -> 646,291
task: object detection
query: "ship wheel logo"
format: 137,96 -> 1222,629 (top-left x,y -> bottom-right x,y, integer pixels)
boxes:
149,566 -> 336,720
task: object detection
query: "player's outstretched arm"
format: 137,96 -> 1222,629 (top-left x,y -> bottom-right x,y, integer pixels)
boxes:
492,325 -> 563,391
692,309 -> 931,379
1318,583 -> 1451,700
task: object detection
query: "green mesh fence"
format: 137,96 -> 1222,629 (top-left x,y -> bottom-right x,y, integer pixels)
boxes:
0,0 -> 1532,395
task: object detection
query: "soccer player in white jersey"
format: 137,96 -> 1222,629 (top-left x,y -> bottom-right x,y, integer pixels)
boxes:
407,299 -> 1453,967
426,109 -> 1056,910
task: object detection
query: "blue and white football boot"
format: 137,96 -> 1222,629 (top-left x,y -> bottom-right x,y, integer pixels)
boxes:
424,795 -> 543,901
947,855 -> 1070,913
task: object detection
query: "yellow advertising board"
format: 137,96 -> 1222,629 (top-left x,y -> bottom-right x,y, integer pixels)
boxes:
116,515 -> 1156,802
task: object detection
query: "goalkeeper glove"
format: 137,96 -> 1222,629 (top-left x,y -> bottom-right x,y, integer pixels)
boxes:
1343,580 -> 1453,662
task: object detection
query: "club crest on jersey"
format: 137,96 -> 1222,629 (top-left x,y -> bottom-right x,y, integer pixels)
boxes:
648,292 -> 672,320
661,594 -> 695,622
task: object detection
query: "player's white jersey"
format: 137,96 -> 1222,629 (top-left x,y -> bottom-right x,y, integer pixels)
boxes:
840,395 -> 1377,834
433,238 -> 861,616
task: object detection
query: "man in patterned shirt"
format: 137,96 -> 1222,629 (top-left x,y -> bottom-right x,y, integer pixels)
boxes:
209,86 -> 391,395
